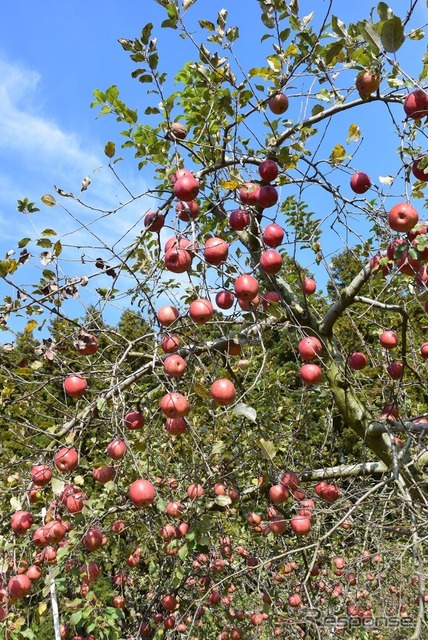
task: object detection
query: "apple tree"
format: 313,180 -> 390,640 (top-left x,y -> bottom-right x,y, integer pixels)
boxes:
0,1 -> 428,638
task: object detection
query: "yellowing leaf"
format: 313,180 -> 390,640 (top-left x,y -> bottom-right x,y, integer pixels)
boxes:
329,144 -> 347,164
219,179 -> 241,190
24,320 -> 38,333
258,438 -> 277,461
41,194 -> 56,207
38,602 -> 47,616
346,124 -> 361,143
193,381 -> 211,399
74,475 -> 85,486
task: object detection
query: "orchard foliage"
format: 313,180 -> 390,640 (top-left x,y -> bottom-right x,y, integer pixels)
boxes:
1,1 -> 428,639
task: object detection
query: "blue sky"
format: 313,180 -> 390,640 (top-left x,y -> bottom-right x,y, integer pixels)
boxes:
0,1 -> 426,336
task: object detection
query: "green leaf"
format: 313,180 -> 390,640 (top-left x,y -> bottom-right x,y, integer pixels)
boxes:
41,228 -> 57,236
199,20 -> 215,31
53,240 -> 62,257
234,403 -> 257,423
51,477 -> 65,495
214,494 -> 232,507
377,2 -> 394,21
69,610 -> 83,626
178,543 -> 188,559
380,17 -> 405,53
17,237 -> 31,248
358,21 -> 382,52
258,438 -> 277,461
41,194 -> 56,207
104,141 -> 116,158
331,15 -> 347,38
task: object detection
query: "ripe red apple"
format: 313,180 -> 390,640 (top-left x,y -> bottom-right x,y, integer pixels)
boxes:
261,291 -> 281,311
63,374 -> 87,399
173,174 -> 199,201
350,171 -> 371,194
189,298 -> 214,324
269,516 -> 287,534
157,305 -> 179,327
215,290 -> 235,309
165,417 -> 187,435
239,182 -> 260,206
290,515 -> 312,536
26,564 -> 42,581
211,378 -> 236,406
268,93 -> 289,114
82,528 -> 103,552
166,500 -> 184,518
301,277 -> 316,294
125,410 -> 145,429
256,185 -> 278,208
187,483 -> 204,500
321,483 -> 340,502
30,464 -> 52,487
144,211 -> 165,232
387,361 -> 403,379
161,333 -> 180,353
164,248 -> 192,273
11,510 -> 34,535
54,447 -> 79,472
356,71 -> 381,97
234,274 -> 259,301
176,200 -> 199,221
229,209 -> 250,230
269,483 -> 289,504
388,202 -> 419,232
300,363 -> 323,385
263,223 -> 284,247
203,237 -> 229,265
379,330 -> 398,349
8,574 -> 32,601
162,594 -> 178,612
250,612 -> 264,626
107,438 -> 127,460
238,295 -> 260,311
259,249 -> 282,274
298,336 -> 323,361
282,471 -> 300,491
92,465 -> 114,484
259,159 -> 279,182
164,354 -> 186,378
160,392 -> 190,418
164,235 -> 197,257
420,342 -> 428,358
404,89 -> 428,119
348,352 -> 367,370
381,403 -> 399,419
412,157 -> 428,181
129,479 -> 156,508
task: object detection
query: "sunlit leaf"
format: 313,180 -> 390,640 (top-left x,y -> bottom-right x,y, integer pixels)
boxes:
41,194 -> 56,207
380,17 -> 405,53
24,320 -> 38,333
258,438 -> 277,461
234,403 -> 257,422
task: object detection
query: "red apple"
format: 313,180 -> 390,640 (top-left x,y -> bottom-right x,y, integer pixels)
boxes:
348,352 -> 367,370
356,71 -> 381,97
164,248 -> 192,273
107,438 -> 127,460
259,249 -> 282,274
125,410 -> 145,429
256,185 -> 278,208
203,237 -> 229,266
157,305 -> 179,327
268,93 -> 289,114
290,515 -> 312,536
321,484 -> 340,502
187,483 -> 204,500
166,501 -> 184,518
379,330 -> 398,349
234,274 -> 259,301
144,211 -> 165,232
282,471 -> 300,491
30,464 -> 52,487
301,277 -> 316,294
92,465 -> 114,484
164,354 -> 187,377
269,516 -> 287,534
129,479 -> 156,508
238,295 -> 260,311
161,334 -> 180,353
269,483 -> 289,504
412,157 -> 428,182
75,332 -> 98,355
262,291 -> 281,310
229,209 -> 250,230
215,290 -> 235,309
82,528 -> 103,552
63,374 -> 87,399
239,182 -> 260,206
54,447 -> 79,472
211,378 -> 236,406
420,342 -> 428,358
160,392 -> 190,418
171,168 -> 192,184
176,200 -> 199,221
387,361 -> 403,379
259,159 -> 279,182
298,336 -> 323,361
11,510 -> 34,535
388,202 -> 419,232
350,171 -> 371,194
404,89 -> 428,119
8,574 -> 32,601
164,236 -> 197,257
173,174 -> 199,201
165,417 -> 187,435
189,298 -> 214,324
263,223 -> 284,247
300,363 -> 323,385
162,594 -> 178,612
